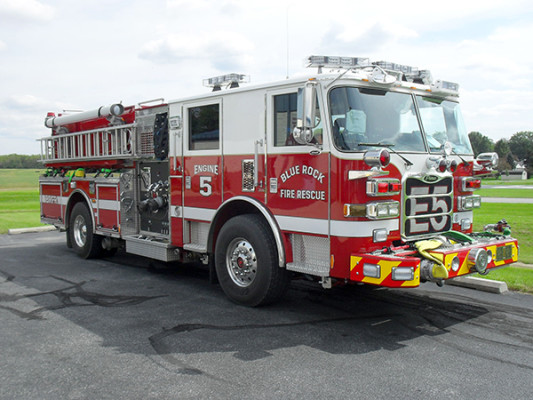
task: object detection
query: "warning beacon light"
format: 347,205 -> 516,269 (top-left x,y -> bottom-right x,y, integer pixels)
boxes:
306,55 -> 459,95
307,55 -> 370,69
203,73 -> 249,91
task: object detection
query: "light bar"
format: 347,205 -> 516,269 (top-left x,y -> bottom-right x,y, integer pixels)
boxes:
431,80 -> 460,96
413,69 -> 433,85
433,80 -> 459,91
203,73 -> 249,88
372,62 -> 433,84
306,55 -> 458,93
373,61 -> 418,75
307,55 -> 370,69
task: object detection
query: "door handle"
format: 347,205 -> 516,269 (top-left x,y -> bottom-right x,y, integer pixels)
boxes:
254,139 -> 263,188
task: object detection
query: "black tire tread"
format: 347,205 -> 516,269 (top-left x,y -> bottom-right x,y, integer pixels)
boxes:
215,214 -> 289,306
69,202 -> 102,259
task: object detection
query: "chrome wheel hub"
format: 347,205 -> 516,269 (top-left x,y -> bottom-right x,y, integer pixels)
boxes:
73,215 -> 87,248
226,238 -> 257,287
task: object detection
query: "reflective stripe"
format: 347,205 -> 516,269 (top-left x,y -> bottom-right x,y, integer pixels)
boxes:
331,219 -> 398,238
276,215 -> 399,237
276,215 -> 329,235
181,207 -> 399,238
183,206 -> 216,222
40,195 -> 70,206
97,199 -> 120,211
40,195 -> 61,205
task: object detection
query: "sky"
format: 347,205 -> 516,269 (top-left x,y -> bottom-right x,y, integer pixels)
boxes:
1,0 -> 533,155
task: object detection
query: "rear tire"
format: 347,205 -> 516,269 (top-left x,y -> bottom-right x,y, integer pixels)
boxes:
69,202 -> 102,259
215,214 -> 289,306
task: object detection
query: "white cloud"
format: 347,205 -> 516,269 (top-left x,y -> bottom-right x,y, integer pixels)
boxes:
461,88 -> 533,140
166,0 -> 241,10
318,22 -> 418,56
1,0 -> 533,154
139,32 -> 255,71
0,95 -> 76,154
5,94 -> 43,109
0,0 -> 55,23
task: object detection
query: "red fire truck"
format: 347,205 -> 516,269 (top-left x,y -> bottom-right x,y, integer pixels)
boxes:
39,55 -> 519,306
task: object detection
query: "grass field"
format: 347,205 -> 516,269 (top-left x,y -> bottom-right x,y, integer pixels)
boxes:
481,178 -> 533,185
477,188 -> 533,198
0,169 -> 45,233
476,267 -> 533,294
0,168 -> 43,190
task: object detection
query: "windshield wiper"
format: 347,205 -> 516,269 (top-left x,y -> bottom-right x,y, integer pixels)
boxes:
452,150 -> 470,167
358,142 -> 413,166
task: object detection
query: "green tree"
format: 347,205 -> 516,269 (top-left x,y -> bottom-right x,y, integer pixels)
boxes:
494,139 -> 510,158
509,131 -> 533,176
468,131 -> 494,156
509,131 -> 533,161
494,139 -> 513,172
0,154 -> 41,168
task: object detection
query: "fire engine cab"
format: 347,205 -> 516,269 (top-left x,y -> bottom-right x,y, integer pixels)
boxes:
39,55 -> 519,306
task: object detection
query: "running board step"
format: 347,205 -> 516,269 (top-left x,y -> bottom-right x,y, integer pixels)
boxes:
124,236 -> 180,262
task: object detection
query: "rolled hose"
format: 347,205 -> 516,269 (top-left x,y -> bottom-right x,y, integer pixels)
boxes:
415,239 -> 449,280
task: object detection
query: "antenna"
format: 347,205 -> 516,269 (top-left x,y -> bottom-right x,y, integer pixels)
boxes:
286,5 -> 289,79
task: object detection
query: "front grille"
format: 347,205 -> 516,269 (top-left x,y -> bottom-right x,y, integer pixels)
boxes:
403,175 -> 453,239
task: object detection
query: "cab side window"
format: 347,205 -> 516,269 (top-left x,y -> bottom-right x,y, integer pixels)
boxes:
274,93 -> 298,146
189,104 -> 219,150
273,92 -> 322,147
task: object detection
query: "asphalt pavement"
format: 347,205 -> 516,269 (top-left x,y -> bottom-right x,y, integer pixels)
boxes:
1,231 -> 532,400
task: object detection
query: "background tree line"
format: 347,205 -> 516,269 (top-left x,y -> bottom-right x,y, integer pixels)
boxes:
468,131 -> 533,176
0,154 -> 41,169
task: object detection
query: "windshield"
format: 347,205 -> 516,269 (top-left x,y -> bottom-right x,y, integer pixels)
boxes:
329,87 -> 425,152
328,86 -> 474,155
416,96 -> 473,155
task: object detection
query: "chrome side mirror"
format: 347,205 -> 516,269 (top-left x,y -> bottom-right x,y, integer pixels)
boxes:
292,127 -> 313,144
293,81 -> 317,144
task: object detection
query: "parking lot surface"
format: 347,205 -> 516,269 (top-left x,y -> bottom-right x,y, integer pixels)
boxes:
1,231 -> 532,399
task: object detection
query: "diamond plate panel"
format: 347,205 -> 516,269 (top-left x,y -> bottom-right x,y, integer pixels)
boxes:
288,234 -> 330,276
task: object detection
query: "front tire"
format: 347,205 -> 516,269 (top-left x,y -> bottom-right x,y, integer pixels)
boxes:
69,202 -> 102,259
215,214 -> 289,306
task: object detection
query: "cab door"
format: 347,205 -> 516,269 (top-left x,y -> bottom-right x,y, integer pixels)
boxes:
265,87 -> 331,275
266,88 -> 329,227
181,98 -> 223,250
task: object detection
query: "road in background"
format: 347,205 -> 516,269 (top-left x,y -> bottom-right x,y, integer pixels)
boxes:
482,197 -> 533,203
481,183 -> 533,203
1,231 -> 532,400
483,185 -> 533,189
